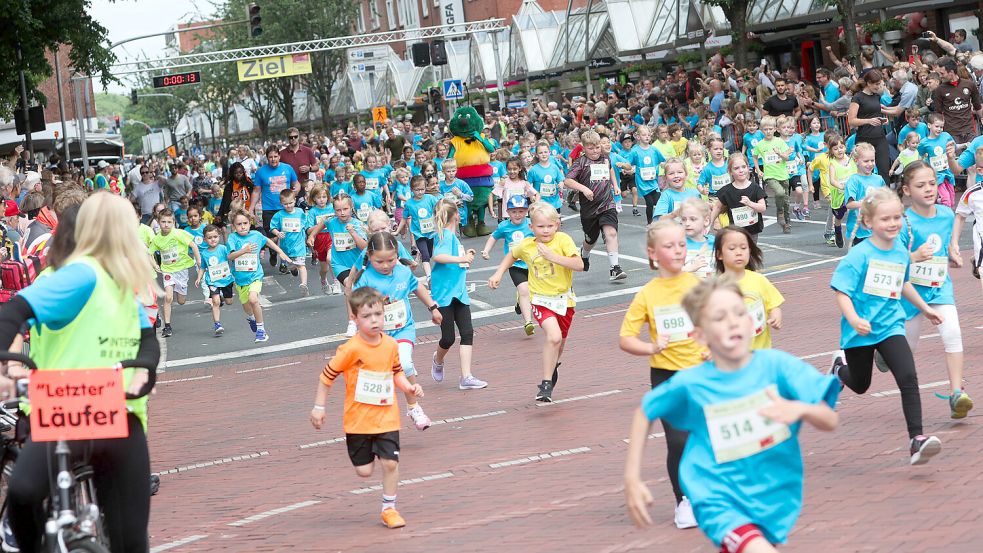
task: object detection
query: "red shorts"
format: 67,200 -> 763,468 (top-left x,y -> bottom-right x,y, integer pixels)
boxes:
720,523 -> 767,553
313,232 -> 332,262
531,305 -> 575,338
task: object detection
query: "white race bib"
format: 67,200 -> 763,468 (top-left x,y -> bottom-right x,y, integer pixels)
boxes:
207,261 -> 231,282
930,155 -> 947,172
364,177 -> 380,190
457,245 -> 470,268
731,206 -> 758,227
283,218 -> 302,233
862,260 -> 905,299
653,305 -> 694,343
438,171 -> 446,182
639,166 -> 657,181
419,217 -> 436,234
764,152 -> 780,165
704,386 -> 791,464
383,300 -> 409,331
161,248 -> 179,265
356,204 -> 371,221
316,214 -> 332,226
234,253 -> 258,272
909,256 -> 948,288
505,185 -> 526,202
787,158 -> 800,173
710,174 -> 731,192
747,297 -> 767,336
354,369 -> 394,406
590,163 -> 609,181
333,232 -> 356,252
532,293 -> 569,316
685,248 -> 714,279
539,182 -> 557,197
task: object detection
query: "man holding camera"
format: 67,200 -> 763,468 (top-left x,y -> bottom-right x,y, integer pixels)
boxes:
932,57 -> 982,145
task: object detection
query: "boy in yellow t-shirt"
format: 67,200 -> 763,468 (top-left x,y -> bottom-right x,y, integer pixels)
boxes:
618,219 -> 707,529
488,202 -> 584,402
309,287 -> 423,529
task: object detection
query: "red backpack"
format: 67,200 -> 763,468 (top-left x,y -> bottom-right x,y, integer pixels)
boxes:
0,255 -> 42,304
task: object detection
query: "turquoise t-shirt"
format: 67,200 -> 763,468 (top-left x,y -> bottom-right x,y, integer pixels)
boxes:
899,206 -> 955,317
226,230 -> 268,286
201,244 -> 234,288
491,219 -> 534,270
843,174 -> 886,241
430,229 -> 470,307
269,209 -> 308,258
403,194 -> 439,239
354,263 -> 419,342
830,238 -> 910,348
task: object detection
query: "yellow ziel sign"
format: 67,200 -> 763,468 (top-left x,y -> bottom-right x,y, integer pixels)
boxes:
237,54 -> 312,82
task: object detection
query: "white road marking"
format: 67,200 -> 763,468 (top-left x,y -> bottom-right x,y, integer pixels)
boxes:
298,437 -> 346,450
488,447 -> 591,469
583,308 -> 628,318
621,432 -> 666,444
470,298 -> 495,309
761,255 -> 842,277
154,451 -> 270,476
227,500 -> 321,527
589,249 -> 650,265
871,380 -> 950,398
762,215 -> 827,226
157,375 -> 213,384
537,389 -> 623,406
150,534 -> 208,553
772,276 -> 811,285
430,410 -> 507,426
235,361 -> 302,374
759,242 -> 833,258
349,472 -> 454,494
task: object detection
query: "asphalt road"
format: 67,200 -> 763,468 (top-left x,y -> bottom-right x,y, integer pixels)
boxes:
159,204 -> 976,371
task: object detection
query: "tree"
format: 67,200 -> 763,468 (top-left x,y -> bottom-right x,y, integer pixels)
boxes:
823,0 -> 861,66
0,0 -> 116,119
701,0 -> 752,68
241,81 -> 276,140
196,59 -> 245,150
301,2 -> 355,129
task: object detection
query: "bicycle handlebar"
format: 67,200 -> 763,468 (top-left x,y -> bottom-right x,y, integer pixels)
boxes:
0,352 -> 156,400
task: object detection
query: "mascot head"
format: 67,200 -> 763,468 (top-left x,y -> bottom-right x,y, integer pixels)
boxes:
449,106 -> 484,138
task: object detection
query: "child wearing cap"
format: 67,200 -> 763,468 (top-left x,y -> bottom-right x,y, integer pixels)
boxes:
481,195 -> 536,335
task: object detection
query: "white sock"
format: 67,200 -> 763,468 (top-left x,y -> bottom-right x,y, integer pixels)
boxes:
256,322 -> 265,331
608,251 -> 619,267
382,494 -> 396,512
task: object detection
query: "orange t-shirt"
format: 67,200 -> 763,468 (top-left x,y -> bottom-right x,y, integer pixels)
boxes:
321,333 -> 403,434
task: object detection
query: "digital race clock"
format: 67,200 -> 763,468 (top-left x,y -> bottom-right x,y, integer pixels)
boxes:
152,71 -> 201,88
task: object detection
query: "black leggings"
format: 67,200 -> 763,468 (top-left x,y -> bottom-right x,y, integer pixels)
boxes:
438,298 -> 474,349
643,189 -> 661,224
8,413 -> 151,553
840,335 -> 922,438
651,368 -> 688,503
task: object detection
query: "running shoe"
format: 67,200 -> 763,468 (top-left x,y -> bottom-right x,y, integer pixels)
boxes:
874,351 -> 890,373
161,324 -> 173,338
973,264 -> 980,280
536,379 -> 554,402
406,405 -> 432,430
330,281 -> 343,295
582,255 -> 590,272
459,375 -> 488,390
950,390 -> 974,419
792,206 -> 804,221
782,224 -> 792,234
568,202 -> 579,213
345,320 -> 357,337
149,474 -> 160,496
431,352 -> 444,382
834,227 -> 844,248
2,513 -> 19,552
632,207 -> 640,217
248,318 -> 258,333
299,283 -> 310,296
290,268 -> 299,277
610,265 -> 627,281
825,237 -> 836,247
213,322 -> 224,337
254,329 -> 269,343
802,208 -> 811,218
514,301 -> 521,315
524,322 -> 535,336
909,435 -> 942,465
381,508 -> 406,529
674,497 -> 698,529
828,354 -> 845,391
278,261 -> 289,274
321,279 -> 330,295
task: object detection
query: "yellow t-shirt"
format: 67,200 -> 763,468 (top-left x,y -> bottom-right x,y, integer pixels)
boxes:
619,273 -> 706,370
736,270 -> 785,350
511,232 -> 578,306
809,153 -> 831,198
672,138 -> 689,157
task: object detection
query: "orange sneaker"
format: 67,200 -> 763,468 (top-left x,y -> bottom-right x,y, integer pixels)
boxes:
381,508 -> 406,529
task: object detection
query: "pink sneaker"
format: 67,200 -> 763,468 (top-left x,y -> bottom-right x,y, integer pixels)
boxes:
406,405 -> 432,430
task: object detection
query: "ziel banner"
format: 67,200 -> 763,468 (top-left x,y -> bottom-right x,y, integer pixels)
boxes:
237,54 -> 313,82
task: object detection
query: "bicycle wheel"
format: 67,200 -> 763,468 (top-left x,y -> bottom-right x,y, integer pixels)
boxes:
65,536 -> 110,553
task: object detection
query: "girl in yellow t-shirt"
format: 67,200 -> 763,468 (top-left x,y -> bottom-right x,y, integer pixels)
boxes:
715,226 -> 784,350
488,202 -> 584,403
618,219 -> 706,530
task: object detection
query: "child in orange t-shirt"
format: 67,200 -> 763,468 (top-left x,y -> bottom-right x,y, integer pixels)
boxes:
309,287 -> 424,529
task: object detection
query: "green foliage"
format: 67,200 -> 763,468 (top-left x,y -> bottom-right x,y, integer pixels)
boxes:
676,52 -> 703,65
94,92 -> 128,118
863,18 -> 905,36
0,0 -> 116,119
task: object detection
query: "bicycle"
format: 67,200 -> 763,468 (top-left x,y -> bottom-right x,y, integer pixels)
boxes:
0,351 -> 155,553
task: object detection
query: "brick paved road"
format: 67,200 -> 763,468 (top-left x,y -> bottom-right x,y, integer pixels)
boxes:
147,261 -> 983,553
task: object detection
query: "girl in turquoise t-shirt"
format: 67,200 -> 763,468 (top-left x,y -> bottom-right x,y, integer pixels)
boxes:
226,210 -> 292,343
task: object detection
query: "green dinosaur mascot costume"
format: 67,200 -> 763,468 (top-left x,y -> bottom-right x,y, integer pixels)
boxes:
448,106 -> 496,237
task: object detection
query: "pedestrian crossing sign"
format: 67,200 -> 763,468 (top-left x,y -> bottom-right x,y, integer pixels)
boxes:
443,79 -> 464,100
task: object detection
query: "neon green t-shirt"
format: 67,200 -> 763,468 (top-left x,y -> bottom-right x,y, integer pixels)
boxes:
149,229 -> 195,272
752,138 -> 791,182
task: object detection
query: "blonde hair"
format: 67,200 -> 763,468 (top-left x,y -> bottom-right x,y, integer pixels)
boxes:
681,275 -> 744,328
645,219 -> 684,270
759,116 -> 777,129
71,193 -> 159,304
442,158 -> 458,169
434,199 -> 460,242
662,157 -> 687,177
528,201 -> 560,224
580,130 -> 601,146
679,197 -> 710,219
859,186 -> 902,228
852,142 -> 876,160
307,183 -> 329,205
366,209 -> 392,232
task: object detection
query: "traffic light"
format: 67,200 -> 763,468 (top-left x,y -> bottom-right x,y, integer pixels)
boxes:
248,3 -> 262,38
130,89 -> 138,105
428,87 -> 441,107
430,40 -> 448,66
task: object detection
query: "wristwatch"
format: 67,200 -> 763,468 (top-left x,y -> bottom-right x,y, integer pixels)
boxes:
428,304 -> 439,312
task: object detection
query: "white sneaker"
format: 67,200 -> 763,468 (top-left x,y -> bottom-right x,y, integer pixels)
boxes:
406,405 -> 432,430
674,497 -> 698,529
330,281 -> 343,295
345,320 -> 357,337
